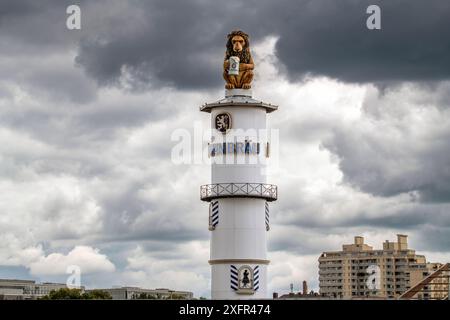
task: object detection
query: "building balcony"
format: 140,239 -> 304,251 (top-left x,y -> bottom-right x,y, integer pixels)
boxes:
319,263 -> 342,268
200,183 -> 277,202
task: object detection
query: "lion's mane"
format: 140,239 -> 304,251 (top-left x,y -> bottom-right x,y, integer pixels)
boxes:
225,30 -> 251,64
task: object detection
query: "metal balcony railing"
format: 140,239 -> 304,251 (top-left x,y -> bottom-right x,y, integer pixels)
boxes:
200,183 -> 277,202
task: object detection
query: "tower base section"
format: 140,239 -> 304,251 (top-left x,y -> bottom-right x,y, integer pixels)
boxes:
211,263 -> 268,299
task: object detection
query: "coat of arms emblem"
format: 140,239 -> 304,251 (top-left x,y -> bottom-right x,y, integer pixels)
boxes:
215,113 -> 231,133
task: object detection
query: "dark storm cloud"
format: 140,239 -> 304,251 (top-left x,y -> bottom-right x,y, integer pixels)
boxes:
415,226 -> 450,252
74,0 -> 263,89
272,0 -> 450,83
323,88 -> 450,203
72,0 -> 450,89
326,129 -> 450,202
2,0 -> 450,290
2,0 -> 449,89
0,0 -> 85,51
348,205 -> 450,229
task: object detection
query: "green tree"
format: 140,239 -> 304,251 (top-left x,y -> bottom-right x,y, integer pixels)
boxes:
132,292 -> 157,299
81,290 -> 112,300
41,288 -> 83,300
40,288 -> 112,300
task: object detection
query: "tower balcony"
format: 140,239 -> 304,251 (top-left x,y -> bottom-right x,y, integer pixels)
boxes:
200,183 -> 277,202
200,91 -> 278,114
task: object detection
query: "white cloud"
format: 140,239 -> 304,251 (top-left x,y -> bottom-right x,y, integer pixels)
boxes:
29,246 -> 115,276
121,242 -> 210,297
269,252 -> 319,295
0,21 -> 449,298
0,234 -> 44,267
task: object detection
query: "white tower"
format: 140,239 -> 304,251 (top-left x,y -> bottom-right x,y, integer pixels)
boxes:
200,89 -> 278,299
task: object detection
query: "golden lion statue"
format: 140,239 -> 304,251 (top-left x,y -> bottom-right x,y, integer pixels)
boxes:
223,30 -> 254,89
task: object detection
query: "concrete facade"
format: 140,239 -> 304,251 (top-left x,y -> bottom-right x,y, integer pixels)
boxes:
0,279 -> 78,300
319,235 -> 434,299
87,287 -> 193,300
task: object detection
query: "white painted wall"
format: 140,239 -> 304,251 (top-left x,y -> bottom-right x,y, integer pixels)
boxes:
208,101 -> 272,299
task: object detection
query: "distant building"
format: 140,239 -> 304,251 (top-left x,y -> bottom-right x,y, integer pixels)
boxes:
400,263 -> 450,300
319,235 -> 440,299
87,287 -> 193,300
0,279 -> 79,300
274,280 -> 327,300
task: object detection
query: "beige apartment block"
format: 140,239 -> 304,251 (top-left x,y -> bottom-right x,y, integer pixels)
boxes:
400,263 -> 449,300
319,235 -> 436,299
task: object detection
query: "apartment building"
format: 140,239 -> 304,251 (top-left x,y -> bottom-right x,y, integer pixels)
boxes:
400,263 -> 449,300
319,235 -> 433,299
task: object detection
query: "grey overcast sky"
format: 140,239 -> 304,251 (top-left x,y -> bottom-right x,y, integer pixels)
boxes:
1,0 -> 450,297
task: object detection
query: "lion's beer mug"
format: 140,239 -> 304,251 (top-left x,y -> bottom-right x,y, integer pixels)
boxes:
228,56 -> 240,75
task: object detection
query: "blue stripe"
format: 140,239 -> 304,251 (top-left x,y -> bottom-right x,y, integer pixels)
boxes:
210,201 -> 219,229
230,264 -> 238,291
